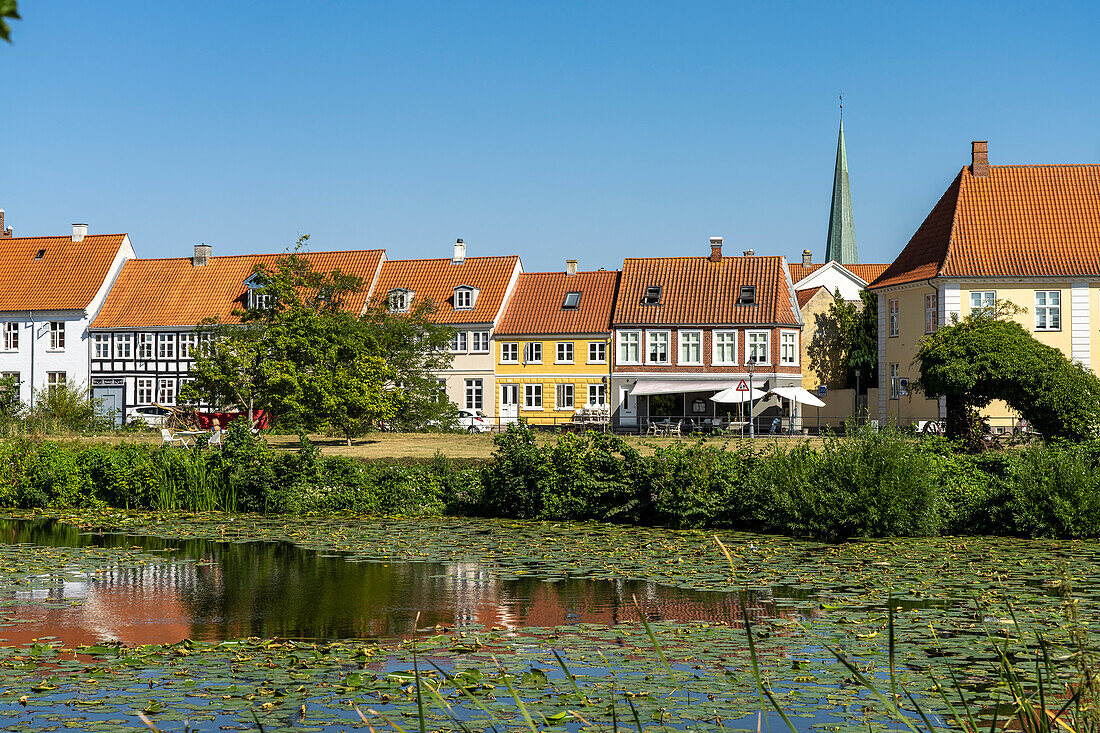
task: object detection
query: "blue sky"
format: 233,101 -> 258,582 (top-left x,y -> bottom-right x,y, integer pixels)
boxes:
4,1 -> 1100,271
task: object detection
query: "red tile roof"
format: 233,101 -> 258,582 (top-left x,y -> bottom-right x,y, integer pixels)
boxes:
871,164 -> 1100,289
788,262 -> 890,285
92,249 -> 385,328
612,255 -> 800,326
0,234 -> 130,311
796,287 -> 824,309
496,270 -> 619,335
371,256 -> 521,325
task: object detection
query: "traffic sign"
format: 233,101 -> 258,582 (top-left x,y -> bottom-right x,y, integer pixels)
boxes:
735,379 -> 750,392
817,385 -> 827,397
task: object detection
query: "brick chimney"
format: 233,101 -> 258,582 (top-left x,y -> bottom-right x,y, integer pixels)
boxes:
452,238 -> 466,264
0,210 -> 11,238
192,244 -> 212,266
802,249 -> 812,266
971,140 -> 989,177
71,223 -> 87,242
566,259 -> 578,276
709,236 -> 723,262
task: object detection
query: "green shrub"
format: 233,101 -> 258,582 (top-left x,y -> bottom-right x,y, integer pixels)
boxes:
541,432 -> 647,522
1001,441 -> 1100,538
479,423 -> 548,519
648,441 -> 762,528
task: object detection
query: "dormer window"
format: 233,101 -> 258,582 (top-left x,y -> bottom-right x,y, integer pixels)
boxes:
454,285 -> 478,310
738,286 -> 756,305
388,288 -> 414,313
641,285 -> 662,306
244,273 -> 275,310
562,291 -> 581,310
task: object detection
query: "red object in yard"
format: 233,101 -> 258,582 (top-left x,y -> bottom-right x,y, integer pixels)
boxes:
194,410 -> 270,430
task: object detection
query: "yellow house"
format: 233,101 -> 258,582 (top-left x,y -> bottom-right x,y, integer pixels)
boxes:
869,140 -> 1100,430
493,263 -> 619,426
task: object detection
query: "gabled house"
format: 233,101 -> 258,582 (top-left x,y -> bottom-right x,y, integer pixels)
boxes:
89,245 -> 386,425
610,237 -> 803,429
0,217 -> 135,406
370,240 -> 521,417
493,261 -> 619,425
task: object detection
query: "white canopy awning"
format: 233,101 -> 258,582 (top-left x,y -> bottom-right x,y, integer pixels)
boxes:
630,379 -> 740,396
769,386 -> 826,408
710,386 -> 767,403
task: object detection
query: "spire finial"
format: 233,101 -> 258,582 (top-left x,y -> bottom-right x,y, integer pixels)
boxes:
839,93 -> 843,120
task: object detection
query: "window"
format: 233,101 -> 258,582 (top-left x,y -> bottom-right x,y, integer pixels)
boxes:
889,363 -> 900,400
136,378 -> 154,405
780,331 -> 798,366
524,342 -> 542,364
250,290 -> 272,310
198,332 -> 214,355
924,294 -> 938,334
157,333 -> 176,359
388,289 -> 414,312
434,379 -> 447,403
679,331 -> 702,365
746,331 -> 770,365
1,372 -> 19,393
588,341 -> 606,364
115,334 -> 132,359
524,384 -> 542,409
588,384 -> 607,405
3,322 -> 17,351
556,342 -> 574,363
888,299 -> 899,337
158,379 -> 176,405
34,249 -> 45,260
500,342 -> 519,364
738,286 -> 756,305
713,330 -> 738,365
49,322 -> 65,350
970,291 -> 996,315
450,332 -> 468,352
562,291 -> 581,310
556,384 -> 574,410
177,378 -> 196,404
471,331 -> 489,352
641,286 -> 662,305
179,333 -> 196,359
454,287 -> 477,310
138,333 -> 155,360
465,379 -> 483,410
47,372 -> 65,394
617,331 -> 641,364
93,334 -> 110,359
647,331 -> 669,364
1035,290 -> 1061,331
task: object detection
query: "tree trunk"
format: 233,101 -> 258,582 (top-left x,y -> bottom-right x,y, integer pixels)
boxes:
945,394 -> 981,452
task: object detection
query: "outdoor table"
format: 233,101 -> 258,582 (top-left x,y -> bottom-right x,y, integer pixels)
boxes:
174,430 -> 208,448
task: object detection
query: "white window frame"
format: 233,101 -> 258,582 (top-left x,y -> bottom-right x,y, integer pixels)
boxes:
157,333 -> 176,360
555,383 -> 574,410
678,330 -> 702,365
138,333 -> 155,360
454,287 -> 477,310
588,384 -> 607,406
500,342 -> 519,364
177,378 -> 195,404
588,341 -> 606,364
556,342 -> 574,364
388,289 -> 413,313
471,331 -> 490,353
48,321 -> 65,351
889,363 -> 900,400
970,290 -> 996,315
158,379 -> 176,405
746,330 -> 771,366
1035,290 -> 1061,331
115,333 -> 132,359
524,383 -> 543,410
93,334 -> 110,359
179,333 -> 196,359
464,378 -> 483,410
646,330 -> 670,365
888,299 -> 899,338
924,293 -> 938,334
2,322 -> 18,352
779,330 -> 798,366
47,371 -> 66,393
713,330 -> 738,366
136,378 -> 155,405
524,342 -> 543,364
450,332 -> 468,352
617,330 -> 641,365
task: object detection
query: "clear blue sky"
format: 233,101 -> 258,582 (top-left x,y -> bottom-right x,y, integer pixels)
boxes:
4,1 -> 1100,271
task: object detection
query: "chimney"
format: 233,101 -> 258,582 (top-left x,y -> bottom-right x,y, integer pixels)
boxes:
0,210 -> 10,238
71,223 -> 88,243
802,249 -> 812,266
452,238 -> 466,264
566,259 -> 578,276
192,243 -> 212,266
971,140 -> 989,177
709,236 -> 723,262
743,249 -> 755,257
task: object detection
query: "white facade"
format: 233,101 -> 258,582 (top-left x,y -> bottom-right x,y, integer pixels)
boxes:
791,260 -> 871,302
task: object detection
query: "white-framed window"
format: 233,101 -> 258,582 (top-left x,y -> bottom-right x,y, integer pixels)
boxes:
388,289 -> 414,313
746,330 -> 770,365
617,330 -> 641,364
556,384 -> 574,410
93,334 -> 110,359
678,330 -> 702,365
47,371 -> 65,394
465,379 -> 483,410
970,290 -> 996,315
450,332 -> 468,352
136,378 -> 155,405
179,333 -> 196,359
646,330 -> 670,364
713,330 -> 738,365
471,331 -> 489,353
588,384 -> 607,405
434,378 -> 447,404
889,363 -> 900,400
1035,290 -> 1061,331
888,299 -> 899,337
158,379 -> 176,405
48,322 -> 65,350
924,294 -> 938,334
524,383 -> 543,409
556,342 -> 574,363
780,330 -> 798,366
157,333 -> 176,359
198,332 -> 214,355
500,342 -> 519,364
2,322 -> 18,352
588,341 -> 606,364
524,342 -> 542,364
138,333 -> 155,360
177,378 -> 195,403
115,333 -> 132,359
454,287 -> 477,310
1,371 -> 19,389
250,290 -> 272,310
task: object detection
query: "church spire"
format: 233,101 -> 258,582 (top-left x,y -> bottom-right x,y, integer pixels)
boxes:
824,114 -> 858,264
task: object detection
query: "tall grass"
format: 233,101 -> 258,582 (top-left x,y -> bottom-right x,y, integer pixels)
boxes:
150,449 -> 236,513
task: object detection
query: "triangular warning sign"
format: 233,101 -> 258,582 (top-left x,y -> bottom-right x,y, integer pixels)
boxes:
735,379 -> 750,392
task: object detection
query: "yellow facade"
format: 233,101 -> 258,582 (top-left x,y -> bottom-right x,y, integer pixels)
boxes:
494,336 -> 612,425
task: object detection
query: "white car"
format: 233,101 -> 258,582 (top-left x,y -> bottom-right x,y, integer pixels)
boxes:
126,405 -> 172,427
456,409 -> 492,433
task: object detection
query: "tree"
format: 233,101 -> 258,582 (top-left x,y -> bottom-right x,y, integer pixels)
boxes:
808,289 -> 878,391
0,1 -> 19,43
180,321 -> 267,423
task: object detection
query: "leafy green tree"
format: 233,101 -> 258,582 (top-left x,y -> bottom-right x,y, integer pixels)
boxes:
0,1 -> 19,42
180,321 -> 267,423
808,289 -> 878,390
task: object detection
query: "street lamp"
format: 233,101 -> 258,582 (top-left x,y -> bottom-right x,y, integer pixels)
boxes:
746,359 -> 756,440
854,368 -> 862,422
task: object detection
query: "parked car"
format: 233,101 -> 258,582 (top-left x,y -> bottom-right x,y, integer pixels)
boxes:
456,409 -> 491,433
126,405 -> 172,427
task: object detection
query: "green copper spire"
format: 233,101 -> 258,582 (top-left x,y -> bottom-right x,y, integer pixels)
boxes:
824,119 -> 858,264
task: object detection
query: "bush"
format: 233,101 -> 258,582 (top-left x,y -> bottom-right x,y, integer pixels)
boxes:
648,441 -> 762,528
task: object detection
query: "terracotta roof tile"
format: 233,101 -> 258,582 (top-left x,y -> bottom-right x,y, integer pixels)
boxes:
496,270 -> 619,335
612,255 -> 800,326
0,234 -> 129,311
92,249 -> 385,328
371,256 -> 521,325
871,164 -> 1100,289
796,287 -> 824,309
788,262 -> 890,284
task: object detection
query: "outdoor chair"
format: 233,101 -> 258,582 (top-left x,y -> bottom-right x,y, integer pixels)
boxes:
160,428 -> 185,447
207,430 -> 223,448
668,420 -> 683,437
646,420 -> 660,436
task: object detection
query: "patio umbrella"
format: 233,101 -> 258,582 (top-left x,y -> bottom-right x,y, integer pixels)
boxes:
768,386 -> 826,407
710,386 -> 766,403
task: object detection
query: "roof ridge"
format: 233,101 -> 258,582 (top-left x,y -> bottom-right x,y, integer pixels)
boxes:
122,248 -> 386,264
384,254 -> 519,264
5,232 -> 128,240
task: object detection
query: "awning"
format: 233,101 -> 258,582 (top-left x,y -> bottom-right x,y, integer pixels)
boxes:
630,379 -> 740,396
769,386 -> 826,408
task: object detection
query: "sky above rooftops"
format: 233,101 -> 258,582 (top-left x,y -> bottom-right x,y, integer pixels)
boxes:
3,1 -> 1099,271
